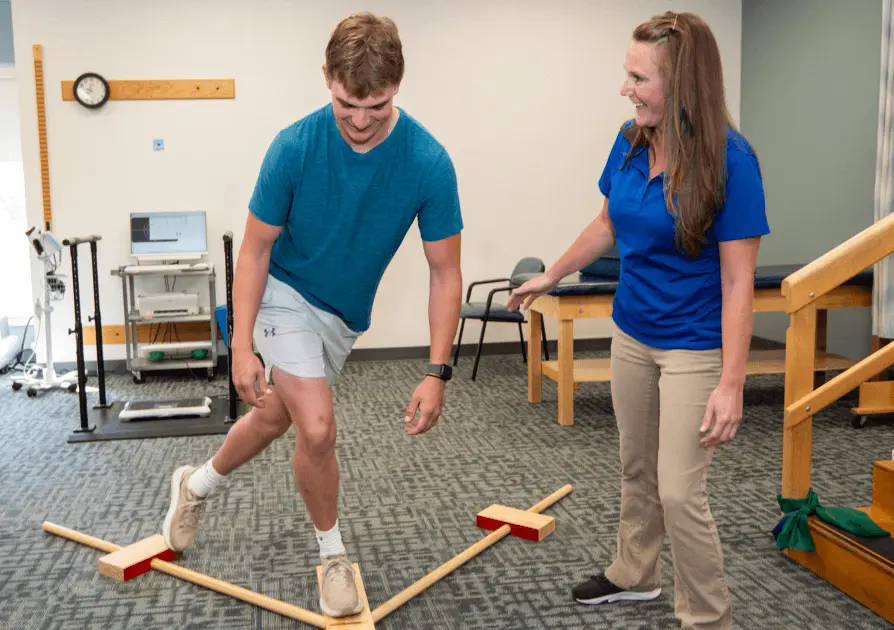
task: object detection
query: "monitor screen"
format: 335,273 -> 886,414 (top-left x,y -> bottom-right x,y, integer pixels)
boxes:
130,211 -> 207,257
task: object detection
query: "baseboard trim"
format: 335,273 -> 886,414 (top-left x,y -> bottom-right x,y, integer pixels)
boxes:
43,338 -> 614,375
349,337 -> 615,362
29,336 -> 788,375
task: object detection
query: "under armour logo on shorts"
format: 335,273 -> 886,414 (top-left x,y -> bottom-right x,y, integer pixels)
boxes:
264,327 -> 276,337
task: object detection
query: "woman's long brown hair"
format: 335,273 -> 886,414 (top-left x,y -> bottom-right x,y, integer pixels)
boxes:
625,11 -> 734,256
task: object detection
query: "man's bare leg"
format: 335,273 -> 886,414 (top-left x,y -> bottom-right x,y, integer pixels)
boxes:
269,366 -> 362,617
211,389 -> 291,475
269,366 -> 339,531
162,388 -> 290,551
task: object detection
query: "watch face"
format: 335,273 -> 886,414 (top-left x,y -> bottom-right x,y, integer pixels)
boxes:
428,363 -> 452,380
74,73 -> 109,108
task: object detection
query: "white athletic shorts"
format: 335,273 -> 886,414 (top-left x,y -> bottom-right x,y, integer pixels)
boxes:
252,275 -> 360,386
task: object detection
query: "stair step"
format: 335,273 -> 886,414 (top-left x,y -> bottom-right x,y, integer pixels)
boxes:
854,381 -> 894,416
856,505 -> 894,532
873,461 -> 894,519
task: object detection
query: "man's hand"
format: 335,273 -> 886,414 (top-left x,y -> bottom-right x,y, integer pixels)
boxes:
699,382 -> 744,447
404,376 -> 445,435
507,273 -> 558,312
233,346 -> 271,408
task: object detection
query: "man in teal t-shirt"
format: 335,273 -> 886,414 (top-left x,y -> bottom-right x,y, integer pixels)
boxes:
160,13 -> 463,618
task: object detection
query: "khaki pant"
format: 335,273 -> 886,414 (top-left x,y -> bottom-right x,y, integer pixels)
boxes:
604,324 -> 732,630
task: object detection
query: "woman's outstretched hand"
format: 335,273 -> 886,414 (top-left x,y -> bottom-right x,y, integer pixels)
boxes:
507,273 -> 559,311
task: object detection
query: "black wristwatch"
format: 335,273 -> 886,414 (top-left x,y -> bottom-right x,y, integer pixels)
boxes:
426,363 -> 453,382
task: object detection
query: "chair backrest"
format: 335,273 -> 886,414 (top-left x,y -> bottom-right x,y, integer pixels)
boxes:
581,245 -> 621,279
511,257 -> 545,276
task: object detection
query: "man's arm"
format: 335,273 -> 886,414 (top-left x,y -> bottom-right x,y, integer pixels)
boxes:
403,231 -> 462,436
422,231 -> 463,364
232,214 -> 283,350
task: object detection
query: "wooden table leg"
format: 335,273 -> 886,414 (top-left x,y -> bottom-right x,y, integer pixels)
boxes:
528,310 -> 543,403
558,319 -> 574,426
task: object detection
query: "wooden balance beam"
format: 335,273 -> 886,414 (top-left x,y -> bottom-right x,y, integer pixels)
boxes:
42,484 -> 572,628
41,522 -> 328,628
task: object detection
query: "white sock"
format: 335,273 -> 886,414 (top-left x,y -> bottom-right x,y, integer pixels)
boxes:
315,520 -> 346,558
187,459 -> 226,498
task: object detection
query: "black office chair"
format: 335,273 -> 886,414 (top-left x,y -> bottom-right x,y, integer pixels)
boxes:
453,257 -> 550,380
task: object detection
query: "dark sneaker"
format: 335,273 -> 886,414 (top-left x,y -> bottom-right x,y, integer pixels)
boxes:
572,572 -> 661,605
320,554 -> 364,617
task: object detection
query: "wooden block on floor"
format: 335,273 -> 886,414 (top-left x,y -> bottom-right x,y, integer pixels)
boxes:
477,504 -> 555,541
98,534 -> 178,582
316,562 -> 374,629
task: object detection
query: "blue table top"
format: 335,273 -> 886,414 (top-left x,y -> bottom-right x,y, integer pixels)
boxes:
510,264 -> 873,297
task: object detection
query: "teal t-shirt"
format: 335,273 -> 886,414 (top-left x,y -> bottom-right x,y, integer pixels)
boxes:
249,104 -> 463,332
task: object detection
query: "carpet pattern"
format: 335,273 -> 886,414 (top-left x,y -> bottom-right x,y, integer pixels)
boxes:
1,351 -> 892,629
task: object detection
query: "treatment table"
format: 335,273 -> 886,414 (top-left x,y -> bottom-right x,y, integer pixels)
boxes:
520,264 -> 874,426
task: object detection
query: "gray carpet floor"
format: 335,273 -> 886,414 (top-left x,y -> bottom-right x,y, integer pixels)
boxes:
1,350 -> 893,629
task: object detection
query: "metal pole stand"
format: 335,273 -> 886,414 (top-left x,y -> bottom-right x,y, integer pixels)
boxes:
64,235 -> 102,435
222,231 -> 239,423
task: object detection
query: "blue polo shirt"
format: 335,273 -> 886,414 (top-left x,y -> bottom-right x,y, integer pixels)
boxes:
599,120 -> 769,350
248,104 -> 463,332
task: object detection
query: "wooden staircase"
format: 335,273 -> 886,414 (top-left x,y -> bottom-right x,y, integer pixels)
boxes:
782,461 -> 894,624
780,212 -> 894,624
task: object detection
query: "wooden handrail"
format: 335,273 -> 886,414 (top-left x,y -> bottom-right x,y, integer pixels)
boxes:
781,212 -> 894,314
785,340 -> 894,428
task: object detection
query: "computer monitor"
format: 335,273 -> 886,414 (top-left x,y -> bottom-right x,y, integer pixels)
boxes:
130,210 -> 207,262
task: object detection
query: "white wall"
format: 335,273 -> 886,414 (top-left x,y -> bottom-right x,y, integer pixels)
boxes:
0,63 -> 32,319
0,67 -> 20,161
10,0 -> 742,363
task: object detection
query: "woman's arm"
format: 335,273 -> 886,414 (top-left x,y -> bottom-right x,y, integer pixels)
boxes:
545,198 -> 615,281
699,236 -> 761,447
508,198 -> 615,311
718,236 -> 761,388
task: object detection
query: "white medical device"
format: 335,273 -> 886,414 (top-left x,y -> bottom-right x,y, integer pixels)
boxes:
12,227 -> 80,396
130,210 -> 208,263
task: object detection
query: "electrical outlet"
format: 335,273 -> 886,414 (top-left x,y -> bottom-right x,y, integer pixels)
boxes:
152,138 -> 164,151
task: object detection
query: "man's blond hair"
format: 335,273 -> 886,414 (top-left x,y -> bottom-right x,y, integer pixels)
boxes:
325,12 -> 404,99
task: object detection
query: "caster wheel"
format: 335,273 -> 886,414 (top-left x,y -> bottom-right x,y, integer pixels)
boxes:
133,373 -> 145,384
12,381 -> 22,392
68,383 -> 77,393
27,388 -> 37,398
206,369 -> 214,382
852,415 -> 868,429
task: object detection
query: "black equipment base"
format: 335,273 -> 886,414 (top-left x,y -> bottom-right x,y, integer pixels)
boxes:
67,395 -> 243,443
64,231 -> 241,444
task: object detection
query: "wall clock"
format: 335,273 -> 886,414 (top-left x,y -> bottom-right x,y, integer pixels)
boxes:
72,72 -> 110,109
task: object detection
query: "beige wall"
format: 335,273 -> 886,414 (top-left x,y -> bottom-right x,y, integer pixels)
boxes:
11,0 -> 742,363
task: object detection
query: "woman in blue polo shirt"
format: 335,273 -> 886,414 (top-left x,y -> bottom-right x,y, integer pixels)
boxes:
509,11 -> 768,630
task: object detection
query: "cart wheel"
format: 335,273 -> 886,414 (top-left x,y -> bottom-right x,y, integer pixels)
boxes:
852,415 -> 868,429
133,372 -> 145,384
27,388 -> 37,398
12,381 -> 22,391
206,368 -> 215,382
